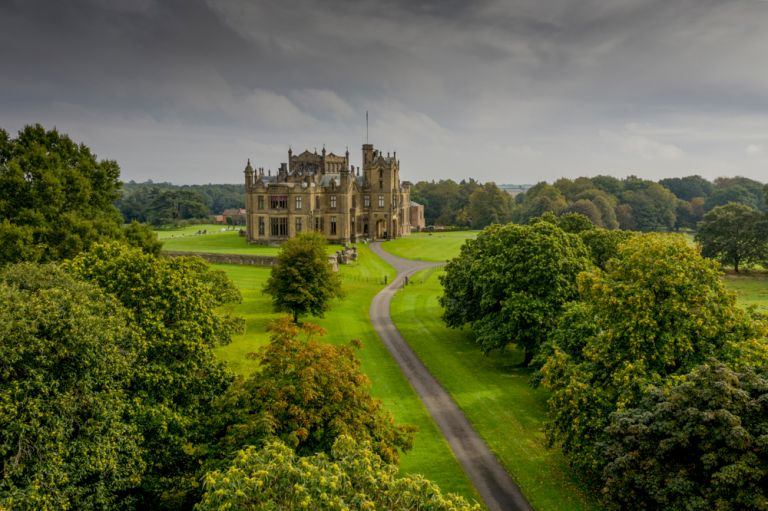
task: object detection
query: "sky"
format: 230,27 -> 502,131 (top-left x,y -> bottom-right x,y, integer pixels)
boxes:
1,0 -> 767,185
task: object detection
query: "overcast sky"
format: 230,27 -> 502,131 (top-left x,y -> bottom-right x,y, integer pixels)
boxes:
2,0 -> 767,185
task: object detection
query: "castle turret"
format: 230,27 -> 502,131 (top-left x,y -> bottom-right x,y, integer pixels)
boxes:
244,159 -> 254,191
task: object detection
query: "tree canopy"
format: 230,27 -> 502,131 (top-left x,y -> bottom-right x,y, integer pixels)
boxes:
601,362 -> 768,511
210,318 -> 416,467
64,242 -> 242,507
696,202 -> 768,272
198,436 -> 479,511
440,221 -> 591,364
541,233 -> 760,479
264,232 -> 344,323
0,124 -> 125,263
0,263 -> 144,510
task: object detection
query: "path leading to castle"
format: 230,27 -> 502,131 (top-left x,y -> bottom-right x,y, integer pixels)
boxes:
368,242 -> 533,511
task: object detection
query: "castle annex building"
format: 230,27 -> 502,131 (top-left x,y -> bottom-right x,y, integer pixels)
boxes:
244,144 -> 412,244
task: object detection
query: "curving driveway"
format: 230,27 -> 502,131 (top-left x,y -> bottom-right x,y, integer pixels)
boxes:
368,242 -> 533,511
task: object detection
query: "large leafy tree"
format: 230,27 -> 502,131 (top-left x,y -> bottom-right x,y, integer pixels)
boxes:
0,124 -> 124,263
696,202 -> 768,272
601,362 -> 768,511
0,263 -> 144,510
64,242 -> 242,508
541,234 -> 759,479
264,232 -> 344,323
197,436 -> 479,511
440,221 -> 590,364
211,318 -> 415,466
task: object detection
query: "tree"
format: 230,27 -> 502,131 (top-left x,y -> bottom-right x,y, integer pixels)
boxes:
440,222 -> 590,364
541,234 -> 759,479
264,232 -> 344,323
0,124 -> 124,264
465,182 -> 513,228
696,202 -> 768,272
64,242 -> 242,508
601,362 -> 768,511
618,178 -> 677,231
210,318 -> 415,466
578,228 -> 634,270
0,263 -> 144,509
197,436 -> 479,511
659,175 -> 714,201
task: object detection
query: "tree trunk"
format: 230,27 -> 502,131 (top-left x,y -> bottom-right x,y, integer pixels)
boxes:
522,349 -> 534,367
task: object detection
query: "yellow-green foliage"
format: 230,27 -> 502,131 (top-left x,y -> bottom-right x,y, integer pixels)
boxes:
542,233 -> 762,479
197,436 -> 480,511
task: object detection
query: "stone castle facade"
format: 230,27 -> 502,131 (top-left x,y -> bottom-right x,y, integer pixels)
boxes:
244,143 -> 412,244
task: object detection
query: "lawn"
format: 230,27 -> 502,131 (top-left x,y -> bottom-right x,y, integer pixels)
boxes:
381,231 -> 478,262
723,271 -> 768,315
390,267 -> 601,511
211,245 -> 481,505
161,227 -> 340,256
155,223 -> 233,239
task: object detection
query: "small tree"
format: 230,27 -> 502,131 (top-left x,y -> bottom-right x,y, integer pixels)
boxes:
696,202 -> 768,272
211,318 -> 416,465
264,232 -> 344,323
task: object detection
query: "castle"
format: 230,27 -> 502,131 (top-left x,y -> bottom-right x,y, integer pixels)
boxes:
244,143 -> 413,244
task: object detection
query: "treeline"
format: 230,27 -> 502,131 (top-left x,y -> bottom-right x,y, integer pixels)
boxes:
117,181 -> 245,226
412,174 -> 767,231
441,215 -> 768,510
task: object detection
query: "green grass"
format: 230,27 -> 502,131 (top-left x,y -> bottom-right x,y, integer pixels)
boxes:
723,271 -> 768,315
161,227 -> 340,256
391,267 -> 601,511
211,246 -> 480,505
155,223 -> 232,239
381,231 -> 478,262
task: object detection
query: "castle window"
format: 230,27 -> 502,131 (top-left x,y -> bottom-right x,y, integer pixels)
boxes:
330,195 -> 337,209
352,196 -> 357,208
315,217 -> 324,232
258,217 -> 265,236
295,196 -> 302,210
364,195 -> 370,208
315,196 -> 320,209
295,217 -> 302,233
379,180 -> 383,190
270,195 -> 287,209
270,217 -> 288,237
378,195 -> 384,208
257,196 -> 264,210
331,216 -> 337,235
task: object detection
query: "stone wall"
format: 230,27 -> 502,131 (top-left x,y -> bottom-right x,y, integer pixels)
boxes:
163,251 -> 278,266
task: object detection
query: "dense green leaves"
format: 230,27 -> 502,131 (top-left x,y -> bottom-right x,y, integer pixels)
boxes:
0,264 -> 144,509
696,202 -> 768,272
64,243 -> 242,507
541,234 -> 759,478
0,124 -> 125,264
440,222 -> 590,362
601,362 -> 768,510
264,232 -> 344,323
198,436 -> 479,511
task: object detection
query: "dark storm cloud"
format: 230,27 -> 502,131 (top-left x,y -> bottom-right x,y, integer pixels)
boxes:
1,0 -> 767,183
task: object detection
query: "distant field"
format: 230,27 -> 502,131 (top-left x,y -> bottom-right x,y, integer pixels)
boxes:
723,271 -> 768,315
381,231 -> 478,261
211,245 -> 480,505
160,226 -> 339,256
155,223 -> 233,239
391,267 -> 601,511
